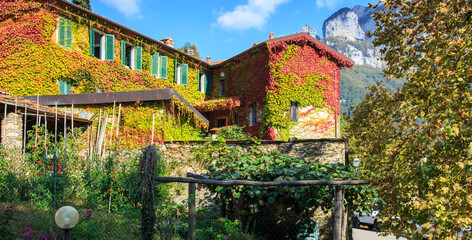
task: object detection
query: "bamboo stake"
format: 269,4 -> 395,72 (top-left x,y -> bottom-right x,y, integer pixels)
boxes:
54,102 -> 57,158
96,109 -> 102,152
44,113 -> 47,156
115,104 -> 121,141
109,101 -> 116,152
35,93 -> 39,147
22,105 -> 27,162
63,107 -> 67,170
3,103 -> 7,146
71,104 -> 74,136
151,114 -> 155,145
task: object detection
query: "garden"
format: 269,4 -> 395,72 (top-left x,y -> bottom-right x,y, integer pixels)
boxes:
0,125 -> 375,240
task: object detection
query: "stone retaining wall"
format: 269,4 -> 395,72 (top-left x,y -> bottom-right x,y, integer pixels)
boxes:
156,139 -> 348,240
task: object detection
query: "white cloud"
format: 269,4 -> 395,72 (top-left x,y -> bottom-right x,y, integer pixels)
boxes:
216,0 -> 290,31
316,0 -> 343,9
99,0 -> 141,17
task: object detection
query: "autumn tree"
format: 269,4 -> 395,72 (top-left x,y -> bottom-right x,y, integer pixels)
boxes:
72,0 -> 91,10
348,0 -> 472,239
178,42 -> 201,59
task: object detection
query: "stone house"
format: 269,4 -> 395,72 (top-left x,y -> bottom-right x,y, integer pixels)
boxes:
1,0 -> 353,144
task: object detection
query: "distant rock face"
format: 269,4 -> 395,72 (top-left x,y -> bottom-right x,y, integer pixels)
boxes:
313,5 -> 385,68
322,8 -> 366,41
301,25 -> 320,39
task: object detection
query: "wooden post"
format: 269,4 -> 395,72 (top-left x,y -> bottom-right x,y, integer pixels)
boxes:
188,182 -> 196,240
333,185 -> 345,240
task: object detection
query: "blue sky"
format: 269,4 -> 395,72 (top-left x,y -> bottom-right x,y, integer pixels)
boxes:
88,0 -> 375,61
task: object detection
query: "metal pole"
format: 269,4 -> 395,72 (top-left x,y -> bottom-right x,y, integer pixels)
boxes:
333,185 -> 345,240
188,183 -> 196,240
64,229 -> 70,240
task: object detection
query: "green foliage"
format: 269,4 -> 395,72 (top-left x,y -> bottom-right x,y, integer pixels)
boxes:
340,65 -> 404,116
177,42 -> 201,59
217,126 -> 250,141
72,0 -> 91,10
0,206 -> 16,240
348,1 -> 472,239
196,214 -> 259,240
201,139 -> 377,216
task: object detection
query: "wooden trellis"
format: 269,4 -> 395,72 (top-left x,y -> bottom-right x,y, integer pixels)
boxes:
154,173 -> 369,240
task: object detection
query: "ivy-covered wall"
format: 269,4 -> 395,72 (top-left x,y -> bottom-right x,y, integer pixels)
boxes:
0,0 -> 210,145
208,36 -> 352,140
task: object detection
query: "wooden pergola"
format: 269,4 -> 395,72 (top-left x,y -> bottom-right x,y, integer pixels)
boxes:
156,173 -> 369,240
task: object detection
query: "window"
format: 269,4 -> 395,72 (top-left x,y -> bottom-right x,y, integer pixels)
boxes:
219,80 -> 225,96
89,28 -> 114,61
151,54 -> 168,78
217,118 -> 227,128
120,40 -> 142,70
58,80 -> 72,95
174,60 -> 188,85
197,71 -> 212,93
250,102 -> 257,125
57,17 -> 73,49
160,56 -> 168,79
290,101 -> 299,122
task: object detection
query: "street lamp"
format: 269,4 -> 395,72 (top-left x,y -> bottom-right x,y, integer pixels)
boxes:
55,206 -> 79,240
352,156 -> 360,170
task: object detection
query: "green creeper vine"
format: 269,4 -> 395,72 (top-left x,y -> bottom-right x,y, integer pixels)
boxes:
263,45 -> 331,139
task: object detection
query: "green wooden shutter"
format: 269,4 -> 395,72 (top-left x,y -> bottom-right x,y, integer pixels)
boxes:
120,40 -> 126,65
174,60 -> 178,83
205,73 -> 211,94
160,56 -> 168,79
58,18 -> 65,47
197,70 -> 200,91
58,80 -> 71,95
181,64 -> 188,86
151,53 -> 159,76
65,20 -> 73,49
105,34 -> 114,61
135,46 -> 142,71
89,28 -> 95,57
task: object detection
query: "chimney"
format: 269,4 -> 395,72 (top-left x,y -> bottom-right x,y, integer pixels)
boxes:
269,32 -> 274,39
160,37 -> 174,47
206,56 -> 211,63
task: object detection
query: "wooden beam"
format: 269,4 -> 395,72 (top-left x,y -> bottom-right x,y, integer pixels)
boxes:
188,183 -> 196,240
155,177 -> 369,186
333,185 -> 345,240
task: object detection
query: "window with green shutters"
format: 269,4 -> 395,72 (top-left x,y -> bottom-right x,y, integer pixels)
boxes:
120,40 -> 141,70
180,64 -> 188,86
58,80 -> 72,95
57,17 -> 73,49
160,56 -> 168,79
90,28 -> 114,61
135,46 -> 142,71
104,34 -> 114,61
205,72 -> 212,94
151,53 -> 160,77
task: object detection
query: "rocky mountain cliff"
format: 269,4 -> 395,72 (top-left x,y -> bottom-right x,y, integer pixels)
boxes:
302,5 -> 385,68
301,5 -> 405,115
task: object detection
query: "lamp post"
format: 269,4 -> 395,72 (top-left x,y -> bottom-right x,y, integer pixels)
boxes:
353,156 -> 360,170
55,206 -> 79,240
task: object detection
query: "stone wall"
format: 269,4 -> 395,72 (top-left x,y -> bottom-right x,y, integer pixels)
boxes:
1,113 -> 23,149
156,139 -> 347,240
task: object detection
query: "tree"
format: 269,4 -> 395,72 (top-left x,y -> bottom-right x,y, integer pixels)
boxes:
72,0 -> 91,10
348,0 -> 472,239
178,42 -> 201,59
